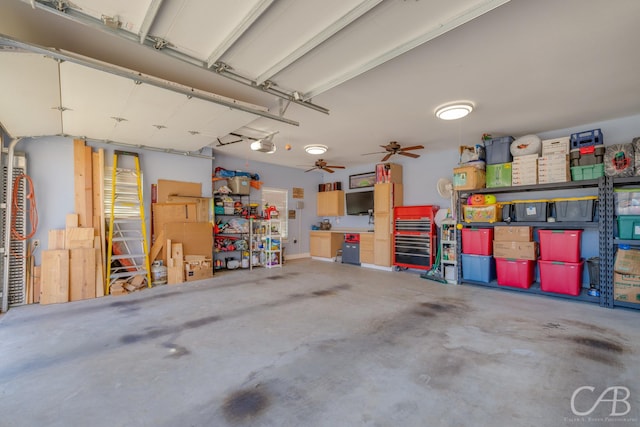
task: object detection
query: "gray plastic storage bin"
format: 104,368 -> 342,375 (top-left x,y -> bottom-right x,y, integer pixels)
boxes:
553,197 -> 597,222
485,136 -> 514,164
513,200 -> 549,222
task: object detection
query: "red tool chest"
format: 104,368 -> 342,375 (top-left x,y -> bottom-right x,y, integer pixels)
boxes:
393,205 -> 438,270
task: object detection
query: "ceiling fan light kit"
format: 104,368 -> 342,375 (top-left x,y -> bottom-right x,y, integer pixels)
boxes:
305,144 -> 328,155
435,102 -> 474,120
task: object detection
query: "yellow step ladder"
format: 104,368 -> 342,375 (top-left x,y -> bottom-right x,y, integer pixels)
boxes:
105,151 -> 151,294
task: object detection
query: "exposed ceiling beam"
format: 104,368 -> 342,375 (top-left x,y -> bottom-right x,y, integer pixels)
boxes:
255,0 -> 384,85
23,0 -> 329,115
206,0 -> 275,68
139,0 -> 165,43
304,0 -> 511,99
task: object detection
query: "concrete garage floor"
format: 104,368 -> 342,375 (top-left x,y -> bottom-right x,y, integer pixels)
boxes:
0,259 -> 638,427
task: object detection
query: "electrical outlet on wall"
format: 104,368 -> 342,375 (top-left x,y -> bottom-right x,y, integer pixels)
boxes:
32,239 -> 40,248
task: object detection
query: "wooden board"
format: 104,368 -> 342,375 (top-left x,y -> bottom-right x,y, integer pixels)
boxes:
94,236 -> 104,298
94,148 -> 106,285
33,266 -> 41,304
149,229 -> 165,262
40,250 -> 70,305
171,243 -> 184,264
48,229 -> 66,250
73,139 -> 93,228
69,248 -> 96,301
157,179 -> 201,203
66,213 -> 79,229
66,227 -> 95,249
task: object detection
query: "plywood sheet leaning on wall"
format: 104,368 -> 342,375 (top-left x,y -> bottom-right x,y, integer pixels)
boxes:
40,250 -> 70,305
69,248 -> 96,301
73,139 -> 93,228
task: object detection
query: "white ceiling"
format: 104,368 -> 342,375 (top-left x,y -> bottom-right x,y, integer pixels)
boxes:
1,0 -> 639,170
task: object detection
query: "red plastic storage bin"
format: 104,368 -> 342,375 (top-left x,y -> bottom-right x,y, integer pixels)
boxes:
538,229 -> 582,262
462,228 -> 494,255
538,259 -> 584,296
495,258 -> 536,289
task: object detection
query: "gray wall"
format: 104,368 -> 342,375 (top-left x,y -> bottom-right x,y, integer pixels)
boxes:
211,151 -> 322,257
7,113 -> 640,266
13,137 -> 213,265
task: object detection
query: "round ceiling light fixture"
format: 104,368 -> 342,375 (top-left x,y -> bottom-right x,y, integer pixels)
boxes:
435,102 -> 474,120
304,144 -> 328,155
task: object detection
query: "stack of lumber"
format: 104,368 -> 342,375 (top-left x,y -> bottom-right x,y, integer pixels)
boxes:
37,139 -> 107,304
110,275 -> 146,296
40,214 -> 104,304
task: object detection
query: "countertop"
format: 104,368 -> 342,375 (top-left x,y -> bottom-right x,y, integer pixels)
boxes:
310,228 -> 374,233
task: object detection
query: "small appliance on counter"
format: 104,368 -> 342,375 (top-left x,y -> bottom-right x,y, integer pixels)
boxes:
319,219 -> 332,230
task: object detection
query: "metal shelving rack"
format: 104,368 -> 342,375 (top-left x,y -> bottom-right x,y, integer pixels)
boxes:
213,193 -> 250,271
608,176 -> 640,310
440,218 -> 457,284
264,218 -> 282,269
455,178 -> 607,306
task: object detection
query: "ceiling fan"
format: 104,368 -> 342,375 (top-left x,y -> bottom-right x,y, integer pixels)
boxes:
304,159 -> 346,173
363,141 -> 424,161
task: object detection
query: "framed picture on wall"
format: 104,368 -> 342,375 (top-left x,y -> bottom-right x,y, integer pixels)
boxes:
349,172 -> 376,189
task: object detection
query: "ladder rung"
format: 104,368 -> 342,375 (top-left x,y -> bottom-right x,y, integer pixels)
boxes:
111,237 -> 143,242
111,254 -> 146,260
109,271 -> 148,279
113,218 -> 142,223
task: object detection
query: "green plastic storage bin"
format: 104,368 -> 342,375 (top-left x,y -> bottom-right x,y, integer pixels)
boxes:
617,215 -> 640,239
570,163 -> 604,180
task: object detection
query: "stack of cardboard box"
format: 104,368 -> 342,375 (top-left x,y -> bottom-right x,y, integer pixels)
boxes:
614,248 -> 640,305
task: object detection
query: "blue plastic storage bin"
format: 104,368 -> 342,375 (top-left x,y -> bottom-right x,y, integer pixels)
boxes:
461,254 -> 496,283
570,129 -> 603,149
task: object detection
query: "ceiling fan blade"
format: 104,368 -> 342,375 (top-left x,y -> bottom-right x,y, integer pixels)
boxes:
401,145 -> 424,151
304,167 -> 317,172
323,168 -> 335,173
362,151 -> 386,156
399,151 -> 420,158
381,153 -> 393,162
325,165 -> 345,169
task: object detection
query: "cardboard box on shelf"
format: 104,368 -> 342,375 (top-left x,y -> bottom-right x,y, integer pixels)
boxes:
493,241 -> 538,260
486,163 -> 512,188
614,248 -> 640,276
453,166 -> 485,190
493,226 -> 533,242
613,272 -> 640,304
541,137 -> 570,156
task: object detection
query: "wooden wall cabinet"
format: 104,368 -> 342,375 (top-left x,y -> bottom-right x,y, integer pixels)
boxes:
317,190 -> 345,217
359,233 -> 374,264
373,183 -> 403,267
310,231 -> 344,258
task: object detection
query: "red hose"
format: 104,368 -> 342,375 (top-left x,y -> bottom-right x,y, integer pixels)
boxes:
11,174 -> 38,241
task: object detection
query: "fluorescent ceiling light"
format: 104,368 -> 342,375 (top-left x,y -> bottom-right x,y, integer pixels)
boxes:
435,102 -> 474,120
305,144 -> 328,155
